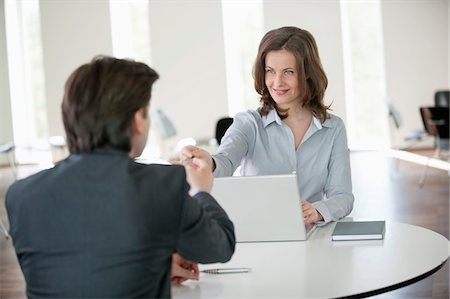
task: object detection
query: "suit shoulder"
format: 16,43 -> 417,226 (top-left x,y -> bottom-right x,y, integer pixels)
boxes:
5,167 -> 53,206
9,167 -> 54,190
134,163 -> 187,185
143,163 -> 185,175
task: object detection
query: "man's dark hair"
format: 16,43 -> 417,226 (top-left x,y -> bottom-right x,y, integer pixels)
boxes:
62,56 -> 159,154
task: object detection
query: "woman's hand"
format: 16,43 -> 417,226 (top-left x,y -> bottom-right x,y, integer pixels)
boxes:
301,200 -> 323,224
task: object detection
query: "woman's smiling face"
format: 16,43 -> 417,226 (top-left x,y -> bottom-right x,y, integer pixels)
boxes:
265,49 -> 301,110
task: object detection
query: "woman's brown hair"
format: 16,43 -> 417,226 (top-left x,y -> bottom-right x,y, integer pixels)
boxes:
253,26 -> 329,122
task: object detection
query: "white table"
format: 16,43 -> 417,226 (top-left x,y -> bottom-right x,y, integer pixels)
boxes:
173,221 -> 449,299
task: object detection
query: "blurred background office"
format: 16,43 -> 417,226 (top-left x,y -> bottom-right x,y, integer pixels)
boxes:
0,1 -> 449,298
0,0 -> 449,165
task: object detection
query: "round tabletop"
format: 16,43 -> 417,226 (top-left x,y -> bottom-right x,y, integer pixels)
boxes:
173,221 -> 450,299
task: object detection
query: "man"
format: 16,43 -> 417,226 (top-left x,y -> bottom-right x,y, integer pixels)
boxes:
6,56 -> 235,298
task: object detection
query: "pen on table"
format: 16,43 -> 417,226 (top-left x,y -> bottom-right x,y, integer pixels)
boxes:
201,268 -> 251,274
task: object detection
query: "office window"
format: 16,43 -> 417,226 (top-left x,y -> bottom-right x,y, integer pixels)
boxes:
109,0 -> 163,160
5,0 -> 49,164
340,0 -> 390,150
109,0 -> 152,65
221,0 -> 263,116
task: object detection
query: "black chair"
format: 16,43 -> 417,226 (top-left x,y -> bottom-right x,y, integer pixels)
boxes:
418,107 -> 449,187
215,117 -> 233,145
434,90 -> 449,107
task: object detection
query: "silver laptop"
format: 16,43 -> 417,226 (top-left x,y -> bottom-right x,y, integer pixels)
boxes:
210,174 -> 316,242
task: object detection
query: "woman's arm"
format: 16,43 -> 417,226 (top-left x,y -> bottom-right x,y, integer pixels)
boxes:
313,120 -> 354,224
212,112 -> 256,177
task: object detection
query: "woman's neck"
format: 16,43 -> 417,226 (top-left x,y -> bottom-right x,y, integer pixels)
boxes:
282,103 -> 311,123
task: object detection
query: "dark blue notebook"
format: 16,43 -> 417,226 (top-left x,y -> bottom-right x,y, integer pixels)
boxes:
332,221 -> 386,241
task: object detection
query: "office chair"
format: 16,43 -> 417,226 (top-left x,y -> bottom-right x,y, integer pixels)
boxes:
387,101 -> 427,173
151,109 -> 178,160
434,90 -> 449,107
0,214 -> 9,240
0,217 -> 9,240
418,107 -> 449,187
0,142 -> 17,180
215,117 -> 233,145
0,142 -> 15,239
388,102 -> 427,144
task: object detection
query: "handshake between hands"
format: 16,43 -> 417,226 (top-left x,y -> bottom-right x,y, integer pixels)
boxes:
171,146 -> 215,285
180,145 -> 215,196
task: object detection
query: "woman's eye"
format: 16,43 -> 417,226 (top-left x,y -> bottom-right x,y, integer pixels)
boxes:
265,69 -> 274,74
284,70 -> 294,76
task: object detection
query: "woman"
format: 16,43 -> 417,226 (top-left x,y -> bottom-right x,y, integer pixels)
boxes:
182,26 -> 354,225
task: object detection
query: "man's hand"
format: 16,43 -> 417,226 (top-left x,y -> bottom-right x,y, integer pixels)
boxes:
171,253 -> 199,285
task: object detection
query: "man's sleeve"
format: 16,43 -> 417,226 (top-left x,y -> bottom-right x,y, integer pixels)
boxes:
176,186 -> 235,264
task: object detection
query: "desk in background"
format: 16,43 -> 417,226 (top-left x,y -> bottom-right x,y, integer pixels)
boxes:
173,221 -> 449,299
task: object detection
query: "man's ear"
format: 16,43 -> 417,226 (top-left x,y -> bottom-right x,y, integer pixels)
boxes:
133,108 -> 145,135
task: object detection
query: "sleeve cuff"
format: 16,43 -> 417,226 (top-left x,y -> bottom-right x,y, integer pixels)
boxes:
312,201 -> 332,226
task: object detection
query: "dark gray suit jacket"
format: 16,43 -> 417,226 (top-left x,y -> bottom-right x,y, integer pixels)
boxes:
6,147 -> 235,298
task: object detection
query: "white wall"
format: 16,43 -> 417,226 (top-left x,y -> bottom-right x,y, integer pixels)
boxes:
382,0 -> 449,140
263,0 -> 348,125
148,1 -> 228,142
39,0 -> 113,137
1,0 -> 449,165
0,0 -> 13,164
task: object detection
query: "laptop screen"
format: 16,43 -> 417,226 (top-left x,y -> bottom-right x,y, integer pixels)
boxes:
210,174 -> 316,242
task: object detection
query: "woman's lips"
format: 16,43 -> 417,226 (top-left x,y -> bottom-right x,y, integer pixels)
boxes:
272,88 -> 288,96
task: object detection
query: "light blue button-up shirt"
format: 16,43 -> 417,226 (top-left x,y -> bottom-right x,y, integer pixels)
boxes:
212,109 -> 354,224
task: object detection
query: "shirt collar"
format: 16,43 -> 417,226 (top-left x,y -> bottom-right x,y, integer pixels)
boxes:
261,109 -> 283,127
262,108 -> 334,129
321,116 -> 333,128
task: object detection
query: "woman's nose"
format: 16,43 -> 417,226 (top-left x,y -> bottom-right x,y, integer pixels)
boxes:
273,74 -> 284,86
